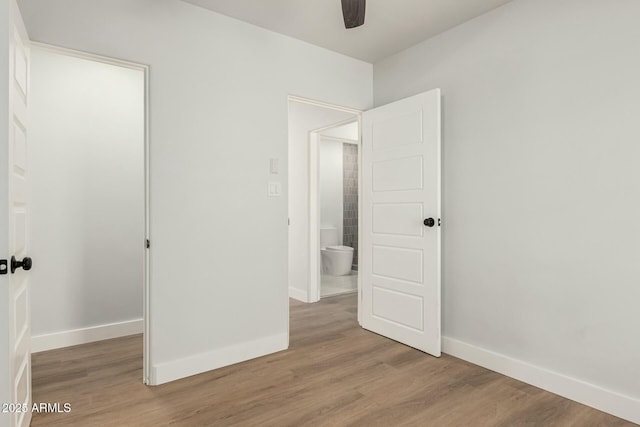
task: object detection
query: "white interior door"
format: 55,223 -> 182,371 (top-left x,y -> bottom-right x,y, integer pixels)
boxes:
1,1 -> 32,426
361,89 -> 441,356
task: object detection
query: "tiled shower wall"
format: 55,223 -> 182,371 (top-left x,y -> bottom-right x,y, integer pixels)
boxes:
343,143 -> 358,269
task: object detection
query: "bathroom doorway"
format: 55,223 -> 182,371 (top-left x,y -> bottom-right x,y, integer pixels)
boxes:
287,96 -> 361,304
317,123 -> 359,298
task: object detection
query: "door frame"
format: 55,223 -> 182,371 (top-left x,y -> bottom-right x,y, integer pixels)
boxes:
287,94 -> 363,310
30,42 -> 152,384
309,119 -> 360,303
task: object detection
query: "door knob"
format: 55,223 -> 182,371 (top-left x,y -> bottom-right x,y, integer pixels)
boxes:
423,218 -> 435,227
11,256 -> 32,274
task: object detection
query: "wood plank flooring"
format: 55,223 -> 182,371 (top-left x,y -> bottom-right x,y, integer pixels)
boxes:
31,295 -> 635,426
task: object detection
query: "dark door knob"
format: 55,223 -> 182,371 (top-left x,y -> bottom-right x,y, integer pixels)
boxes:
11,256 -> 32,274
424,218 -> 435,227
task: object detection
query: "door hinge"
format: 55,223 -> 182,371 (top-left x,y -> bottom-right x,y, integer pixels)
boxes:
438,218 -> 441,226
146,239 -> 150,249
0,259 -> 7,275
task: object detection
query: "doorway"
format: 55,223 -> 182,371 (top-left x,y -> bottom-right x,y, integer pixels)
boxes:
314,121 -> 360,298
28,43 -> 150,383
288,90 -> 442,358
287,96 -> 361,305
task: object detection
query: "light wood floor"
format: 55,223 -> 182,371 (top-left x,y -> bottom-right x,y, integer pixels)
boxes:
32,295 -> 634,426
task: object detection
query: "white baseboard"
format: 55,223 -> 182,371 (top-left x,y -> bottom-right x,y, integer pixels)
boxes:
31,319 -> 143,353
150,333 -> 288,385
443,337 -> 640,425
288,286 -> 309,303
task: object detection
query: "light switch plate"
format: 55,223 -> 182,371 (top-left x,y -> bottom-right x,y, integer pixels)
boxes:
268,181 -> 281,197
269,158 -> 279,175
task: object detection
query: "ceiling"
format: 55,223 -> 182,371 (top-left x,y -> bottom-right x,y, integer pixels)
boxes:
181,0 -> 513,63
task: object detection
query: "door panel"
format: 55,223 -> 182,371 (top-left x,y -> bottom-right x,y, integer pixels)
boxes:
12,126 -> 26,169
2,1 -> 31,426
372,245 -> 423,283
373,203 -> 424,237
372,111 -> 423,151
13,41 -> 28,97
361,89 -> 441,356
372,286 -> 424,330
371,156 -> 423,192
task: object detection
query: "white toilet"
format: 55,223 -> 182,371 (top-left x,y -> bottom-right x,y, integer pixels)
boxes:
320,227 -> 354,276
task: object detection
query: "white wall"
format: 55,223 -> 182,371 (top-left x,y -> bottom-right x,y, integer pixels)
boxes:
374,0 -> 640,420
28,48 -> 144,347
19,0 -> 373,383
319,140 -> 343,243
288,101 -> 356,302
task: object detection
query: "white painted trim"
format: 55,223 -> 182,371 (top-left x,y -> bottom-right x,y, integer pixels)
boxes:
142,53 -> 151,386
356,113 -> 363,325
288,287 -> 309,303
320,134 -> 359,145
31,319 -> 143,353
32,42 -> 152,384
308,131 -> 321,303
30,42 -> 148,71
443,337 -> 640,425
288,95 -> 362,115
150,333 -> 288,386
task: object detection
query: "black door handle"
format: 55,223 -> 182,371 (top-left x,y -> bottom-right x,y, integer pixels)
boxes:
11,256 -> 32,274
424,218 -> 435,227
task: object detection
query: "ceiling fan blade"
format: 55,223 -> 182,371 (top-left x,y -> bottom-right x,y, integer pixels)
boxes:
342,0 -> 366,29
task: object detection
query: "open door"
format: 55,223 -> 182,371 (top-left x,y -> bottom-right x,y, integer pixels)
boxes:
360,89 -> 441,356
1,1 -> 32,426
